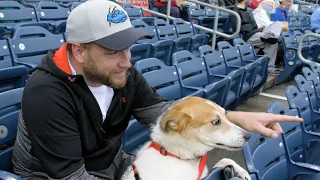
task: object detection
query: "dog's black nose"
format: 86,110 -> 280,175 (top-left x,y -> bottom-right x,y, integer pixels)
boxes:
243,133 -> 251,141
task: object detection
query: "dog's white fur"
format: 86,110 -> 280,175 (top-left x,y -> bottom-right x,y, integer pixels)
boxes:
122,97 -> 251,180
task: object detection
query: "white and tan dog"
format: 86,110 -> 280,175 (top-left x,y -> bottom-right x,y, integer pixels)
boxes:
122,97 -> 251,180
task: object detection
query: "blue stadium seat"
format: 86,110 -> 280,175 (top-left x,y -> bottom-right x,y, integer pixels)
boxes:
23,0 -> 52,4
130,43 -> 152,65
131,19 -> 174,65
9,26 -> 65,71
217,41 -> 259,104
293,30 -> 318,62
0,66 -> 28,93
173,18 -> 208,57
266,102 -> 320,179
122,3 -> 143,20
35,2 -> 70,22
204,8 -> 229,33
302,67 -> 320,98
0,40 -> 13,69
0,88 -> 24,172
199,45 -> 245,110
295,74 -> 320,112
203,167 -> 223,180
172,50 -> 230,106
54,0 -> 79,4
233,38 -> 269,97
122,119 -> 150,155
243,129 -> 320,180
135,58 -> 204,100
69,2 -> 82,10
0,1 -> 38,38
285,85 -> 320,133
308,62 -> 320,75
154,19 -> 192,56
276,35 -> 306,84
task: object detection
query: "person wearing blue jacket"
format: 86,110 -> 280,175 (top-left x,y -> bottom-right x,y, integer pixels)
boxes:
311,7 -> 320,31
270,0 -> 292,22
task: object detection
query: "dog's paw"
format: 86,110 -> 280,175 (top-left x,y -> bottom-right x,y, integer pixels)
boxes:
234,167 -> 251,180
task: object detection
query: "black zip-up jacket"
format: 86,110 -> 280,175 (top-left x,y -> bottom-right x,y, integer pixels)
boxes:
230,6 -> 263,41
13,43 -> 168,179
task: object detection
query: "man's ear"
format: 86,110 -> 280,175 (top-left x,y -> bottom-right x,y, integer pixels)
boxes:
160,110 -> 192,134
71,43 -> 85,64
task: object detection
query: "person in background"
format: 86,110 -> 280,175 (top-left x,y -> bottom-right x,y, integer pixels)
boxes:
154,0 -> 181,18
270,0 -> 292,22
231,0 -> 283,74
249,0 -> 263,9
253,0 -> 288,31
311,7 -> 320,31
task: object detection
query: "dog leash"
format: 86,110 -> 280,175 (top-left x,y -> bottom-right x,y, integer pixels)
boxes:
132,141 -> 207,180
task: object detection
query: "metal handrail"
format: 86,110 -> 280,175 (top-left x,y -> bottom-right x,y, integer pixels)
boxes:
299,0 -> 319,6
297,33 -> 320,65
116,0 -> 241,49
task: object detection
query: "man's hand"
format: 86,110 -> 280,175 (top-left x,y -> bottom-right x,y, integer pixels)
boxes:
226,111 -> 303,138
257,25 -> 264,29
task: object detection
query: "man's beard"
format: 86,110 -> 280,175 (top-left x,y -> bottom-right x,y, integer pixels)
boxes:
83,57 -> 128,89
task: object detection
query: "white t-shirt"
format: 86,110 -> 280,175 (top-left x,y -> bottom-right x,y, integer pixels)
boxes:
253,9 -> 273,28
67,53 -> 114,122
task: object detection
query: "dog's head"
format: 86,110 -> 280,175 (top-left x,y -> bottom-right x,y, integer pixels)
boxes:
153,97 -> 250,157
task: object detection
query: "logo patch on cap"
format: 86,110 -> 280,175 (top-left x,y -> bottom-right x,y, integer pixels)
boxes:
106,6 -> 128,25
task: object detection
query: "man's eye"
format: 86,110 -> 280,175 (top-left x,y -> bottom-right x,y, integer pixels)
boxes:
211,119 -> 221,126
107,51 -> 119,55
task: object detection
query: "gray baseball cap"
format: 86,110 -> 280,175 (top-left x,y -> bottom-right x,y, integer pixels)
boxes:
66,0 -> 148,51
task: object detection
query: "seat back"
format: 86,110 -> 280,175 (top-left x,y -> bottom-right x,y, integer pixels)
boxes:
0,88 -> 24,172
122,119 -> 150,155
0,66 -> 28,93
218,41 -> 242,67
268,102 -> 304,163
130,44 -> 151,65
172,50 -> 209,88
36,2 -> 70,21
285,85 -> 313,128
135,58 -> 182,100
122,3 -> 143,19
243,131 -> 288,180
70,2 -> 83,10
187,6 -> 205,24
308,61 -> 320,74
233,38 -> 255,61
54,0 -> 79,4
0,40 -> 13,69
9,26 -> 65,70
173,18 -> 195,37
132,19 -> 158,43
302,67 -> 320,98
0,1 -> 37,27
154,19 -> 178,40
295,74 -> 320,112
200,45 -> 227,75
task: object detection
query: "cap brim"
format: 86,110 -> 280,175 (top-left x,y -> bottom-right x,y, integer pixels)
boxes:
94,27 -> 150,51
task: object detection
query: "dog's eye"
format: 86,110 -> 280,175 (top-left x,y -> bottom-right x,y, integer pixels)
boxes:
212,119 -> 221,126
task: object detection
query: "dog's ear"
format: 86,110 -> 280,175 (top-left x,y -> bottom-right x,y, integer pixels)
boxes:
160,111 -> 192,133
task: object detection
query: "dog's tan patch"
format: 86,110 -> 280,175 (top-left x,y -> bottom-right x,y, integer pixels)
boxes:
160,97 -> 232,134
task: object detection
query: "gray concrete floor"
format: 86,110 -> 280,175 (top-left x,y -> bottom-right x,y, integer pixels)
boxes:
206,80 -> 296,169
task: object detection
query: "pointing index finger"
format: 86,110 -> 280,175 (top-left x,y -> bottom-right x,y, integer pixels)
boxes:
270,114 -> 303,123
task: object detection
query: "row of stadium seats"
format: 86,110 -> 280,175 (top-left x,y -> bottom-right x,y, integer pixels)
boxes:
244,62 -> 320,179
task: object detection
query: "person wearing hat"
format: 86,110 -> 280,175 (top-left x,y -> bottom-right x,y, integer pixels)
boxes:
12,0 -> 303,179
270,0 -> 292,22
